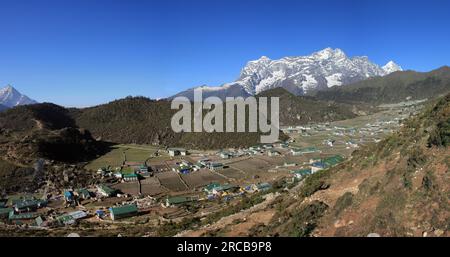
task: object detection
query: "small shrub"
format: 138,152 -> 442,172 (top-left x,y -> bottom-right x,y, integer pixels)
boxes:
333,192 -> 354,217
300,170 -> 331,197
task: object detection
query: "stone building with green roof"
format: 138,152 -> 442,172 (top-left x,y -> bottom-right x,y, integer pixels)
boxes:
109,204 -> 139,220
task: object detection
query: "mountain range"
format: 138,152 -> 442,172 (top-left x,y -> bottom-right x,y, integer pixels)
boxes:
0,85 -> 37,108
171,48 -> 402,100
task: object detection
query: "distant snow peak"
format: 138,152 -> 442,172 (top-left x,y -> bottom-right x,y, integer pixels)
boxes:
0,84 -> 37,107
171,48 -> 403,100
313,47 -> 346,60
382,61 -> 403,74
257,56 -> 270,61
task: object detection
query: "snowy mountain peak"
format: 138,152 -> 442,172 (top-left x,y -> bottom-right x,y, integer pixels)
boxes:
258,55 -> 270,61
0,84 -> 13,94
382,61 -> 403,74
313,47 -> 346,59
0,84 -> 37,108
171,48 -> 403,100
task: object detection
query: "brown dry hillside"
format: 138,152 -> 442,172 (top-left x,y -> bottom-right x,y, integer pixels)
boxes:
70,96 -> 268,149
0,103 -> 109,164
255,93 -> 449,237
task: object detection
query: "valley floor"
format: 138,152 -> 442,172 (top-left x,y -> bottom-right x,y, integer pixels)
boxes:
0,99 -> 432,237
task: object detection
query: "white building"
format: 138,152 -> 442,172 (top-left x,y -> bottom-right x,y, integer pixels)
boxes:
168,148 -> 187,157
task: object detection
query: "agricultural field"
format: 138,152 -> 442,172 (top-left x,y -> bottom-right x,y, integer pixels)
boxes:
140,177 -> 168,196
288,105 -> 417,158
84,144 -> 162,171
112,181 -> 140,195
155,172 -> 188,192
181,169 -> 227,189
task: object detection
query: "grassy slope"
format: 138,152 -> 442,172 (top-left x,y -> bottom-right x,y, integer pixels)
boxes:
315,66 -> 450,105
257,88 -> 362,126
71,96 -> 279,150
0,103 -> 110,163
258,93 -> 450,237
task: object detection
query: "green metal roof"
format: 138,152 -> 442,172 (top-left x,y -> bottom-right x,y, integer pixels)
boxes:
256,183 -> 271,190
9,212 -> 39,220
166,196 -> 195,205
323,155 -> 344,167
167,148 -> 186,152
77,188 -> 91,199
292,169 -> 312,175
110,204 -> 138,216
14,199 -> 46,209
216,184 -> 238,191
56,214 -> 75,224
0,208 -> 13,216
204,182 -> 221,191
98,185 -> 117,195
35,216 -> 44,226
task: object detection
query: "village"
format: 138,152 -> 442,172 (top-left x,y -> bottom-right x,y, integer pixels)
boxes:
0,100 -> 423,235
0,144 -> 344,229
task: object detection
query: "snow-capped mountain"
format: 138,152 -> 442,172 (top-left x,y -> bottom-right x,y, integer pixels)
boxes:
171,48 -> 402,100
0,85 -> 37,108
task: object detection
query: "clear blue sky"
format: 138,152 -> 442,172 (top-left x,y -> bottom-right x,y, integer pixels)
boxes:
0,0 -> 449,107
